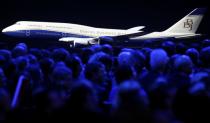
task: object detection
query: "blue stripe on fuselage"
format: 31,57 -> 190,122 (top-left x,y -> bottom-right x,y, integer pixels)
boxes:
4,30 -> 93,38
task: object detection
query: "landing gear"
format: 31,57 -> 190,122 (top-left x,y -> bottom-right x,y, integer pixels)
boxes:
69,41 -> 75,48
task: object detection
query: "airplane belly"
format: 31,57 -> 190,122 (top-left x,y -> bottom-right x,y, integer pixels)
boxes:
3,30 -> 26,37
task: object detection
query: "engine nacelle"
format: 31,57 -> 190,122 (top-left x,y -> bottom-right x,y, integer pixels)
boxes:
87,38 -> 99,45
98,36 -> 114,45
59,37 -> 97,47
59,37 -> 114,47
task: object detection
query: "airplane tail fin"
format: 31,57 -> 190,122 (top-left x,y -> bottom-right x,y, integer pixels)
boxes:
164,8 -> 207,34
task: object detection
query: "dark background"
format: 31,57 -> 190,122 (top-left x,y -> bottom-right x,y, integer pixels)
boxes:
0,0 -> 209,44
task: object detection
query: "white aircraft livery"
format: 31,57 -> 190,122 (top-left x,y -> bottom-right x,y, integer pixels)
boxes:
130,8 -> 206,40
2,8 -> 207,46
2,20 -> 144,46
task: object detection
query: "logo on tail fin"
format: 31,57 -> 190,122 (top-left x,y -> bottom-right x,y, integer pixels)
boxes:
184,19 -> 193,31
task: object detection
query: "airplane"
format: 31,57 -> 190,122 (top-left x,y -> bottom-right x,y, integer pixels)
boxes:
2,8 -> 206,47
130,8 -> 207,41
2,21 -> 145,47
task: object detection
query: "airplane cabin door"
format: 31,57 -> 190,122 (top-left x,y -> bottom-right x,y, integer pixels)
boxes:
26,30 -> 30,36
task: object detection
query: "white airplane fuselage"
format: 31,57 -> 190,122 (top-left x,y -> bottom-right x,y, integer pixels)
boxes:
2,21 -> 141,39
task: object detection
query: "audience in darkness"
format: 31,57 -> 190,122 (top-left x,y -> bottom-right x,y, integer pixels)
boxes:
0,39 -> 210,123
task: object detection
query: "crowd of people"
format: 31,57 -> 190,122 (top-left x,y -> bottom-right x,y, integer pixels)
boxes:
1,39 -> 210,123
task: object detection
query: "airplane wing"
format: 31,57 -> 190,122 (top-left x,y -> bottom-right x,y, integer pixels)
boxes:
59,37 -> 97,44
127,26 -> 145,31
58,31 -> 146,47
98,27 -> 146,41
59,37 -> 99,47
58,26 -> 146,47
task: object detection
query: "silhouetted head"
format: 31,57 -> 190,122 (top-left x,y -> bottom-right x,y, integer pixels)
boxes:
52,48 -> 69,62
27,54 -> 38,65
25,64 -> 44,86
90,44 -> 102,52
191,72 -> 209,84
12,43 -> 28,57
39,58 -> 54,76
117,80 -> 148,107
141,47 -> 152,69
88,52 -> 108,63
52,65 -> 72,88
88,52 -> 113,72
168,54 -> 181,72
101,44 -> 113,55
80,48 -> 94,64
118,51 -> 135,67
65,55 -> 83,79
2,59 -> 16,79
111,80 -> 149,122
173,81 -> 209,123
149,76 -> 170,109
115,64 -> 136,84
202,39 -> 210,47
132,50 -> 146,74
185,48 -> 199,65
190,71 -> 210,91
29,48 -> 43,60
120,49 -> 146,73
174,55 -> 193,74
41,49 -> 51,58
67,79 -> 98,112
200,46 -> 210,68
84,61 -> 106,84
162,41 -> 176,56
176,43 -> 187,54
150,49 -> 169,72
15,56 -> 29,72
0,49 -> 12,61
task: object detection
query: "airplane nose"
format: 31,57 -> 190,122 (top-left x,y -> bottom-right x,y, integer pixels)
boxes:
2,28 -> 7,33
2,27 -> 10,33
2,26 -> 14,33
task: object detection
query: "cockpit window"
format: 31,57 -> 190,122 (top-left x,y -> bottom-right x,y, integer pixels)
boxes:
15,22 -> 21,25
